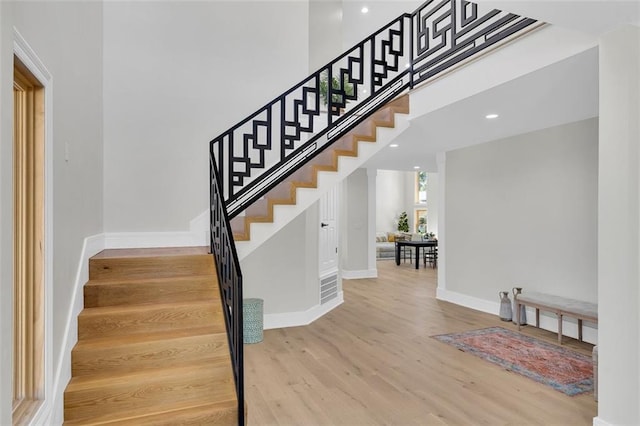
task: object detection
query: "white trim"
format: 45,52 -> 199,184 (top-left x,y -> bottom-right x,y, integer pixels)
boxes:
189,210 -> 209,247
342,269 -> 377,279
103,211 -> 210,249
264,291 -> 344,330
366,168 -> 377,273
436,288 -> 500,316
436,152 -> 446,294
13,28 -> 56,426
593,417 -> 613,426
104,231 -> 204,249
48,234 -> 105,425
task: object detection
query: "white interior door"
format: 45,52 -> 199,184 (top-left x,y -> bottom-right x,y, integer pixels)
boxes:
319,185 -> 339,275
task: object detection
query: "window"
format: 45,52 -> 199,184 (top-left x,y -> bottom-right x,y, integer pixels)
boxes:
415,209 -> 427,234
415,171 -> 427,204
13,56 -> 45,424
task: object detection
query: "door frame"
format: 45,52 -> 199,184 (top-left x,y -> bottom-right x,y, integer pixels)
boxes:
13,29 -> 53,426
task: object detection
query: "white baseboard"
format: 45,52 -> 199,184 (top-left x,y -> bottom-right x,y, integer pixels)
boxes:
264,292 -> 344,330
104,231 -> 203,249
49,234 -> 105,425
436,288 -> 500,315
593,417 -> 613,426
342,269 -> 377,279
103,210 -> 210,249
436,288 -> 598,345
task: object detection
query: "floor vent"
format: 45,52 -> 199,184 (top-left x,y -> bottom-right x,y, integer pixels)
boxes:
320,274 -> 338,305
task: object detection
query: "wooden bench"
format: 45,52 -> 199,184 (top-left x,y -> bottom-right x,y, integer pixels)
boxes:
515,291 -> 597,344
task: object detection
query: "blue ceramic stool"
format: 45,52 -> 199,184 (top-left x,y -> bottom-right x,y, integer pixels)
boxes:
243,298 -> 264,344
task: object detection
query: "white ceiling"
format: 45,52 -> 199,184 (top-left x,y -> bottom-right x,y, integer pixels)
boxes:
361,1 -> 638,172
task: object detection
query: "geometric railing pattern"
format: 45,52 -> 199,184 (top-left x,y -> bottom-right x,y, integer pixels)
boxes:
209,156 -> 244,426
209,2 -> 538,424
210,0 -> 539,220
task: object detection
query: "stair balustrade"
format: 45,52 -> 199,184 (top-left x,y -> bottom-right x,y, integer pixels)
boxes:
208,1 -> 539,424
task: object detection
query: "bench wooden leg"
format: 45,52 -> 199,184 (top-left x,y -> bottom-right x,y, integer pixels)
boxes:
578,319 -> 583,342
535,308 -> 540,328
517,302 -> 521,331
558,313 -> 563,344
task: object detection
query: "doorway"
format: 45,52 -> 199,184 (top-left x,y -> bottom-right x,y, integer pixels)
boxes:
12,56 -> 45,425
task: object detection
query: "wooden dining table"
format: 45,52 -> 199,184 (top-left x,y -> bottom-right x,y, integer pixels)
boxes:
395,239 -> 438,269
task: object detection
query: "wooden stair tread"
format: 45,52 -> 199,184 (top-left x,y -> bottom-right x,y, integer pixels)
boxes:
83,275 -> 220,307
79,299 -> 219,317
73,326 -> 223,348
84,274 -> 217,286
64,400 -> 238,425
77,300 -> 224,339
233,94 -> 410,242
92,246 -> 209,259
67,342 -> 231,380
65,362 -> 236,423
67,361 -> 232,393
71,330 -> 230,376
65,248 -> 238,424
89,251 -> 215,281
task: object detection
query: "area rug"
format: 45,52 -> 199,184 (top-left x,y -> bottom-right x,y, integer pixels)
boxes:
432,326 -> 593,396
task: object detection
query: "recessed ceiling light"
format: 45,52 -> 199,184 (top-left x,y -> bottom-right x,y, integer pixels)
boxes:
361,6 -> 369,13
405,63 -> 410,68
413,166 -> 420,169
389,144 -> 399,148
485,113 -> 499,119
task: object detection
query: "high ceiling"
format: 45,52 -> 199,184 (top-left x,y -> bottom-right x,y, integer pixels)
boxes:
360,0 -> 638,172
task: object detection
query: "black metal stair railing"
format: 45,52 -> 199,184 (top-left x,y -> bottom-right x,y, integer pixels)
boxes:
212,13 -> 413,219
210,0 -> 539,220
209,155 -> 244,425
208,1 -> 539,424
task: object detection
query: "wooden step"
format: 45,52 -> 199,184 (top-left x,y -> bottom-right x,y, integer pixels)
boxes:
77,301 -> 223,339
64,400 -> 238,426
71,327 -> 229,377
89,247 -> 213,281
64,361 -> 236,423
231,94 -> 410,242
83,275 -> 219,308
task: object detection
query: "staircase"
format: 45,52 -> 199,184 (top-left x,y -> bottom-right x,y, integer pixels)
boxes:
63,247 -> 238,425
230,94 -> 409,242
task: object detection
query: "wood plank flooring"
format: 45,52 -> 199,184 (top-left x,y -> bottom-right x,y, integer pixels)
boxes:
245,260 -> 597,425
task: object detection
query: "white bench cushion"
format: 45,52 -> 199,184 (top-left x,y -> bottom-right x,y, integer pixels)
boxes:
517,291 -> 597,319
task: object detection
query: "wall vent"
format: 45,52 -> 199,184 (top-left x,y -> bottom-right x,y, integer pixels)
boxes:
320,274 -> 338,305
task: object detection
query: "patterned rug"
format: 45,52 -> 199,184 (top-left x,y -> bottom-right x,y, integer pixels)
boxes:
433,326 -> 593,396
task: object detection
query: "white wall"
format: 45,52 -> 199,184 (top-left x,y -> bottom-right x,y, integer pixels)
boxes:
0,1 -> 103,423
340,169 -> 369,271
103,1 -> 310,233
241,207 -> 319,315
342,168 -> 370,272
341,1 -> 420,50
376,169 -> 438,234
597,25 -> 640,426
426,172 -> 438,235
376,169 -> 407,232
309,0 -> 343,71
445,118 -> 598,315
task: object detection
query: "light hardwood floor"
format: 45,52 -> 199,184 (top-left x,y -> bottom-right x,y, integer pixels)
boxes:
245,260 -> 597,425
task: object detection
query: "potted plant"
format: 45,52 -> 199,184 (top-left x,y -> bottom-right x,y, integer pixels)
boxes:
319,71 -> 354,106
397,211 -> 409,233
